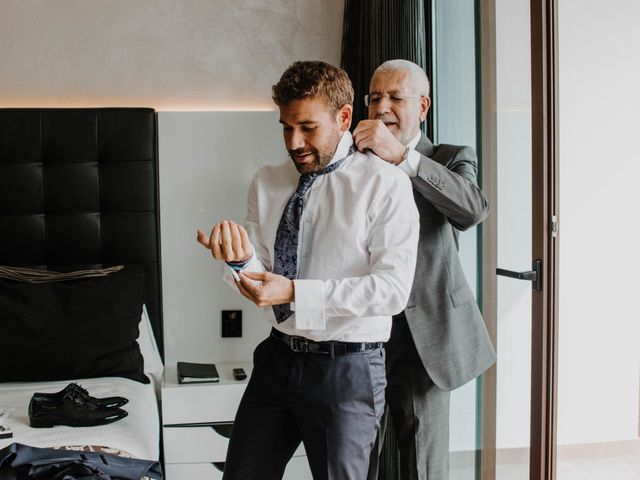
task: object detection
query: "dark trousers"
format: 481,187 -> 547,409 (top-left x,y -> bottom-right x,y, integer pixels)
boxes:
368,314 -> 450,480
223,335 -> 387,480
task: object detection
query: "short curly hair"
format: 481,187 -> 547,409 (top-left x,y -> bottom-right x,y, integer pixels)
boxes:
272,61 -> 354,113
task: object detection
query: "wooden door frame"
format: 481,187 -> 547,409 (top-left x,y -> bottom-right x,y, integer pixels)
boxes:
530,0 -> 559,479
479,1 -> 559,479
479,0 -> 497,478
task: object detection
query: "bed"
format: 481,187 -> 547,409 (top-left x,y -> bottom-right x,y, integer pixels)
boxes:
0,108 -> 164,476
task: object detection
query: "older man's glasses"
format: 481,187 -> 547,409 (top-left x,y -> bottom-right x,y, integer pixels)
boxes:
364,93 -> 423,107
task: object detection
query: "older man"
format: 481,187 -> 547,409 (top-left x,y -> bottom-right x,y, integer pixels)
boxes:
198,61 -> 419,480
354,59 -> 496,480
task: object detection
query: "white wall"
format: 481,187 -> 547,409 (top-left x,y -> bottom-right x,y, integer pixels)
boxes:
159,112 -> 284,366
0,0 -> 344,109
557,0 -> 640,445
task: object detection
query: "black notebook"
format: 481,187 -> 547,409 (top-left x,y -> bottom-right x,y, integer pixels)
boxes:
177,361 -> 220,384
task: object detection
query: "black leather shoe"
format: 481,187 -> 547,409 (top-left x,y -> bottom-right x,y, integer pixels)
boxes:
32,383 -> 128,410
29,388 -> 128,428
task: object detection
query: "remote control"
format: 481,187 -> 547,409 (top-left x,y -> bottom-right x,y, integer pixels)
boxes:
232,368 -> 247,380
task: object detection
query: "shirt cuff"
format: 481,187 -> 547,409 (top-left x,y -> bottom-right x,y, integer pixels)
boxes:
397,149 -> 420,177
222,253 -> 261,288
291,279 -> 325,330
226,258 -> 250,271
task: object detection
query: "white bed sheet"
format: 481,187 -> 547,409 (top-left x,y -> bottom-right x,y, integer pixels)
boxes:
0,376 -> 159,460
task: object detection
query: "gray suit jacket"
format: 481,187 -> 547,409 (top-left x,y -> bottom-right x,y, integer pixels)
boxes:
404,135 -> 496,391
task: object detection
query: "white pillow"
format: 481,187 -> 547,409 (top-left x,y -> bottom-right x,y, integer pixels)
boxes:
137,304 -> 164,387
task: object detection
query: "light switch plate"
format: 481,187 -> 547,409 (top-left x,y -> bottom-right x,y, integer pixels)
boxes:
221,310 -> 242,337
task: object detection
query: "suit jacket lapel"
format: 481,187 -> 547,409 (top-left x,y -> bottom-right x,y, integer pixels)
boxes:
415,134 -> 435,158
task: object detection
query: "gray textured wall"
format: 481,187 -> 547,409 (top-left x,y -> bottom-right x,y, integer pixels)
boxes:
0,0 -> 345,108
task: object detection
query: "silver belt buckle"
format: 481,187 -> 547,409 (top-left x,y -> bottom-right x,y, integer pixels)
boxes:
290,336 -> 309,353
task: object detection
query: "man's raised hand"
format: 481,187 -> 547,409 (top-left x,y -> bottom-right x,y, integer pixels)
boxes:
353,119 -> 406,164
196,220 -> 254,263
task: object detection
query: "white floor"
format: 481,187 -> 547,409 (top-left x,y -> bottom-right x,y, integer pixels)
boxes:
450,451 -> 640,480
555,454 -> 640,480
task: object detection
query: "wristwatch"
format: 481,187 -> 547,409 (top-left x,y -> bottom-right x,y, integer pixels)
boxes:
400,145 -> 411,163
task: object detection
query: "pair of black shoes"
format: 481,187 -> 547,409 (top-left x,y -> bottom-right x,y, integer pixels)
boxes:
29,383 -> 129,428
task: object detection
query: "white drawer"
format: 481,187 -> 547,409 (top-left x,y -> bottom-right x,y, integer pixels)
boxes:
163,424 -> 231,463
164,456 -> 311,480
162,363 -> 252,425
163,423 -> 307,463
162,383 -> 246,425
164,462 -> 224,479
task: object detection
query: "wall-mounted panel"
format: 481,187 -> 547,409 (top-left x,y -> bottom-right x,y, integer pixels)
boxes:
159,111 -> 285,366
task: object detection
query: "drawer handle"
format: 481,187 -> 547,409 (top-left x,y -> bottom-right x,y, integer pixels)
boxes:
212,462 -> 225,472
210,424 -> 233,438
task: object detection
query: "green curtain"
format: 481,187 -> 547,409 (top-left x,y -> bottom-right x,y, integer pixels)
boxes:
340,0 -> 431,135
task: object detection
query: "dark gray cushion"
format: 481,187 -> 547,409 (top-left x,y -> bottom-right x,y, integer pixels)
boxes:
0,265 -> 148,384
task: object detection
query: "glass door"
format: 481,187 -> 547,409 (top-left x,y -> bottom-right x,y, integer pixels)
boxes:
429,2 -> 484,476
435,2 -> 640,480
433,1 -> 557,479
480,1 -> 537,479
471,0 -> 559,478
433,1 -> 540,478
480,0 -> 559,479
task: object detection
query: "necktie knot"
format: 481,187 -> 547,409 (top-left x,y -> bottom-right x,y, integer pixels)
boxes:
295,155 -> 346,196
296,173 -> 317,196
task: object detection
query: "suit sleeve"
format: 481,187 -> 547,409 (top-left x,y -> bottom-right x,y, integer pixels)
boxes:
412,145 -> 490,231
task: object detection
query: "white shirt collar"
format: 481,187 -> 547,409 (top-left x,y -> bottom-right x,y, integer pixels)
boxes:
407,131 -> 421,149
327,131 -> 355,166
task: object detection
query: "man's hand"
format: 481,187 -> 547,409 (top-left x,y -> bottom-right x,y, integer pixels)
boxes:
235,271 -> 294,307
196,220 -> 254,263
353,119 -> 406,165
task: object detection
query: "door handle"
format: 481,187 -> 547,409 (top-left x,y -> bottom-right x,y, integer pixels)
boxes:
496,259 -> 542,291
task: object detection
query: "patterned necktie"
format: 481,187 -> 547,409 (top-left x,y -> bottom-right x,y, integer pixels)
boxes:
272,145 -> 354,323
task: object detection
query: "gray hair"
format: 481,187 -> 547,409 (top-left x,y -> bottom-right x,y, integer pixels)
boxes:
373,59 -> 430,97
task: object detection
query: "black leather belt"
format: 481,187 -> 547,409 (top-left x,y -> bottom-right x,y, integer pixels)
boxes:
270,329 -> 384,357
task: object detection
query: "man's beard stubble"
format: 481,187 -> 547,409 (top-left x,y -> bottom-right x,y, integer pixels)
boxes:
288,127 -> 342,175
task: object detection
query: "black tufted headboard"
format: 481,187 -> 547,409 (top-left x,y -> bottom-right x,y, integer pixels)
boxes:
0,108 -> 163,357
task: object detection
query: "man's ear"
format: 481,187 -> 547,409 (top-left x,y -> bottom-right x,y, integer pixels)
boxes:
419,96 -> 431,122
336,104 -> 353,132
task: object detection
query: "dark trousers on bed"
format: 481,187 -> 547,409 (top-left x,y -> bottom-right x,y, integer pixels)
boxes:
223,334 -> 386,480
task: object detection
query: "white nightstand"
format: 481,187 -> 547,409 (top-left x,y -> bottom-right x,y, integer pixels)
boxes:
161,362 -> 312,479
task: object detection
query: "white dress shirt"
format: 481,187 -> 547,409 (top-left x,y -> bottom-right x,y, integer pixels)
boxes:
397,132 -> 422,177
224,131 -> 419,342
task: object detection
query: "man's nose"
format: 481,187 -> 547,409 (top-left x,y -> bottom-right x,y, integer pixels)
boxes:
287,130 -> 305,151
371,96 -> 391,115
